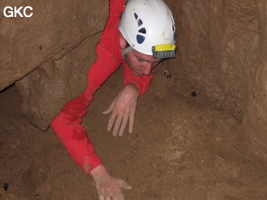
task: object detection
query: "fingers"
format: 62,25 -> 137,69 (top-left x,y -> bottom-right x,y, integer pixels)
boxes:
108,113 -> 134,136
97,180 -> 131,200
112,115 -> 123,137
112,113 -> 129,137
117,192 -> 125,200
107,112 -> 117,132
99,190 -> 126,200
118,116 -> 128,136
128,110 -> 135,134
121,181 -> 132,190
108,113 -> 128,137
99,193 -> 124,200
103,102 -> 115,115
112,192 -> 124,200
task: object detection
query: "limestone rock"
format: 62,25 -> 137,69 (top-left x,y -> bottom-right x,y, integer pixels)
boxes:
0,0 -> 108,90
167,0 -> 267,164
16,33 -> 101,130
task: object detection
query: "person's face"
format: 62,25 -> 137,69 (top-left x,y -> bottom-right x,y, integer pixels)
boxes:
119,33 -> 162,76
124,50 -> 162,76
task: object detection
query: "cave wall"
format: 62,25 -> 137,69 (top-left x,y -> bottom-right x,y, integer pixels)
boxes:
168,0 -> 260,118
1,0 -> 267,163
242,1 -> 267,164
167,0 -> 267,163
0,0 -> 109,130
0,0 -> 108,91
15,34 -> 101,130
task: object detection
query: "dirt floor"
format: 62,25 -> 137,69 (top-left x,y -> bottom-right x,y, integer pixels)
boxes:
1,66 -> 267,200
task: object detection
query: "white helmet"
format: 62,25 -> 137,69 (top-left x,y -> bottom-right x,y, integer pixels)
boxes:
118,0 -> 176,59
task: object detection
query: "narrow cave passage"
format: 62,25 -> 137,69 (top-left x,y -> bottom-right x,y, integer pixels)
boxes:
1,0 -> 267,199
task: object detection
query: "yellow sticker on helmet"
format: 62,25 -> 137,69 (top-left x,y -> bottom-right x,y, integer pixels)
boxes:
152,44 -> 176,59
153,44 -> 176,52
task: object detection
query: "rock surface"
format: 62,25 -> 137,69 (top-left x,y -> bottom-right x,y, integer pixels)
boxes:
0,0 -> 108,129
16,33 -> 101,130
168,0 -> 267,164
0,0 -> 108,90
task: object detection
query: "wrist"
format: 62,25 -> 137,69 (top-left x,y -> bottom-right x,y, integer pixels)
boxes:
125,83 -> 139,96
89,164 -> 110,179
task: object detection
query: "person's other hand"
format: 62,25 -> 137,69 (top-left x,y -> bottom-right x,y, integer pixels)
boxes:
90,164 -> 132,200
103,84 -> 139,137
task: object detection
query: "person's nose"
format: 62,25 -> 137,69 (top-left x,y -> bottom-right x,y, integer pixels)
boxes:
142,62 -> 152,75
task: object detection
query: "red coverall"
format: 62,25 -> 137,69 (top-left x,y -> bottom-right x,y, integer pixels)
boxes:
50,0 -> 153,173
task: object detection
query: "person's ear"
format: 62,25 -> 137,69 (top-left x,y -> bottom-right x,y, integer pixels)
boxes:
119,32 -> 127,49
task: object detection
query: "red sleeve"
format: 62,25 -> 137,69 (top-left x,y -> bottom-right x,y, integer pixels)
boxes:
123,63 -> 153,96
109,0 -> 125,16
50,93 -> 102,173
50,0 -> 127,174
50,42 -> 121,173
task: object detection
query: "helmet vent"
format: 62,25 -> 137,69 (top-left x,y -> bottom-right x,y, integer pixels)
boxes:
136,35 -> 145,44
137,19 -> 143,26
134,13 -> 138,19
133,12 -> 146,44
138,27 -> 146,34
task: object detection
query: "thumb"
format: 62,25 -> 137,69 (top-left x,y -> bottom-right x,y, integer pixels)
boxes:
121,181 -> 132,191
102,102 -> 115,115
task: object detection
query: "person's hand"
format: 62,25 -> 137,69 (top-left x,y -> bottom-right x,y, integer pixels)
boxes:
103,84 -> 139,136
90,164 -> 132,200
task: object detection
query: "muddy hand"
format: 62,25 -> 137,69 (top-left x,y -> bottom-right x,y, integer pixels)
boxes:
103,84 -> 139,137
90,165 -> 132,200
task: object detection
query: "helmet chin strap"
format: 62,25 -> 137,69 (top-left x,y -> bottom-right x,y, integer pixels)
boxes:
121,46 -> 133,58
